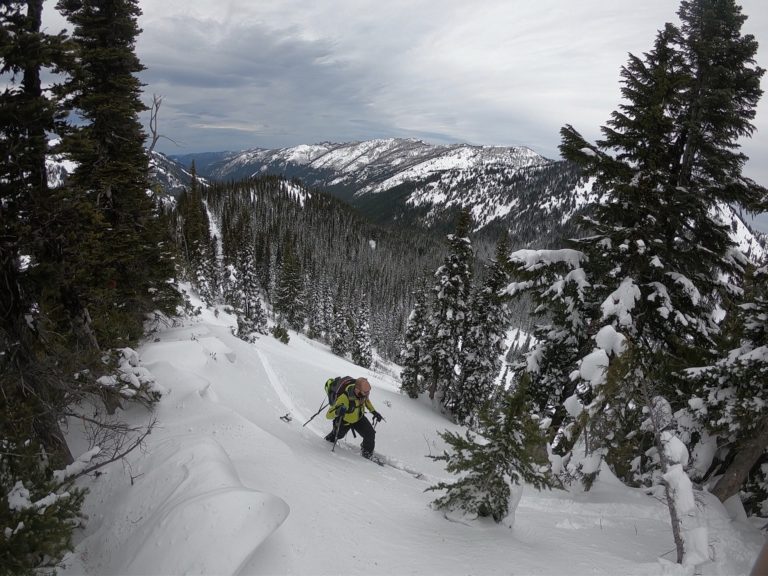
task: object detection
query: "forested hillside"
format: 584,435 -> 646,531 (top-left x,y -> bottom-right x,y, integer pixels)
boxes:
179,175 -> 445,360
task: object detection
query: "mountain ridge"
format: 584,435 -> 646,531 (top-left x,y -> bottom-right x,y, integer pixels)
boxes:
174,138 -> 549,196
173,138 -> 583,247
171,137 -> 765,259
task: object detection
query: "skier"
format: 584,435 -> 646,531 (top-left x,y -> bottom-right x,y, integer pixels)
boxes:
324,377 -> 383,459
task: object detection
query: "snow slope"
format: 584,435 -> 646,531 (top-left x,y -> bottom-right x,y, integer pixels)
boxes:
59,297 -> 766,576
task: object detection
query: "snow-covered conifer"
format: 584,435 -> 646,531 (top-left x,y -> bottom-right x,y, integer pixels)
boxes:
428,384 -> 552,522
687,263 -> 768,512
350,297 -> 373,369
453,235 -> 513,425
233,243 -> 268,342
427,209 -> 474,417
506,0 -> 764,563
506,247 -> 592,455
176,170 -> 220,306
330,302 -> 350,357
400,284 -> 431,398
274,243 -> 305,331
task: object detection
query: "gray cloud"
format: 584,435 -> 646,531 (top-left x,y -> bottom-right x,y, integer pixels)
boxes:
42,0 -> 768,193
136,14 -> 392,151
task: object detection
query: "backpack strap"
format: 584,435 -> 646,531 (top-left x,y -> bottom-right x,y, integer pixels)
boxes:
341,382 -> 367,418
336,376 -> 354,397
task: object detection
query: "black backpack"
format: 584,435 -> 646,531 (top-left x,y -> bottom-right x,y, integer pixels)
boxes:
324,376 -> 354,405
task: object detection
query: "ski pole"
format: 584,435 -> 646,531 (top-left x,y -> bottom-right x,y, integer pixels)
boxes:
302,397 -> 328,427
331,415 -> 344,452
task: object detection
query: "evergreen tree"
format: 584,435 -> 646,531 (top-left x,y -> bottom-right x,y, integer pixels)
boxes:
428,384 -> 552,522
267,242 -> 280,307
688,262 -> 768,510
305,273 -> 325,340
426,210 -> 474,415
0,435 -> 86,574
400,283 -> 431,398
274,242 -> 305,331
0,4 -> 88,571
320,280 -> 335,340
0,0 -> 61,208
203,231 -> 221,303
176,172 -> 218,305
510,0 -> 767,563
56,0 -> 179,345
233,243 -> 268,342
507,248 -> 592,458
330,301 -> 350,357
454,235 -> 513,425
350,296 -> 373,369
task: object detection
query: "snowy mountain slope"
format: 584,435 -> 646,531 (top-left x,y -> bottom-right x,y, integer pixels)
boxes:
713,202 -> 766,263
58,291 -> 766,576
200,139 -> 547,192
148,150 -> 201,198
45,140 -> 76,189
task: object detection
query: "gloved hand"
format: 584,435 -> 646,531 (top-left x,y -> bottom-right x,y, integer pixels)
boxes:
335,405 -> 346,417
372,411 -> 383,423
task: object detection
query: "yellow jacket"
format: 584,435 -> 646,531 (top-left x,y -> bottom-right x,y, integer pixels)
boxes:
326,383 -> 376,425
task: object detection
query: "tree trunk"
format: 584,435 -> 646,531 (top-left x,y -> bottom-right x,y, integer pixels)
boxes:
711,415 -> 768,503
640,378 -> 686,564
428,380 -> 436,400
35,413 -> 74,465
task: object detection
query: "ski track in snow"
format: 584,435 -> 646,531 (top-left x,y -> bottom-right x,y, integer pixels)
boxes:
257,346 -> 431,482
255,348 -> 304,421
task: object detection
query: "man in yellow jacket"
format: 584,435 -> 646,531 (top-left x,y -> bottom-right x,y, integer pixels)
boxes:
325,377 -> 383,459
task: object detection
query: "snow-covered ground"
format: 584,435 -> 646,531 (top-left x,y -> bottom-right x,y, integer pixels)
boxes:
58,295 -> 766,576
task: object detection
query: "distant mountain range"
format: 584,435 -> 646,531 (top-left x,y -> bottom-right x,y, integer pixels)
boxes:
172,138 -> 588,248
61,136 -> 757,259
169,138 -> 766,258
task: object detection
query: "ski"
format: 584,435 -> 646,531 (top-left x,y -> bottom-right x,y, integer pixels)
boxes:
364,454 -> 385,466
372,453 -> 425,479
327,442 -> 426,478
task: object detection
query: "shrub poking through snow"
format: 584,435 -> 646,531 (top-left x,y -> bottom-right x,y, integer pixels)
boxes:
428,384 -> 553,523
271,325 -> 290,344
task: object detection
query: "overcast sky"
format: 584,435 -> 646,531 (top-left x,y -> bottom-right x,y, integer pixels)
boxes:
42,0 -> 768,230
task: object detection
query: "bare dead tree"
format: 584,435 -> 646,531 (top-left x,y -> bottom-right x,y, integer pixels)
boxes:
147,94 -> 180,153
148,93 -> 162,153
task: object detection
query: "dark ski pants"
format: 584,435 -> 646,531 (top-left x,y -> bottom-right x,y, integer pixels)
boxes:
328,416 -> 376,454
